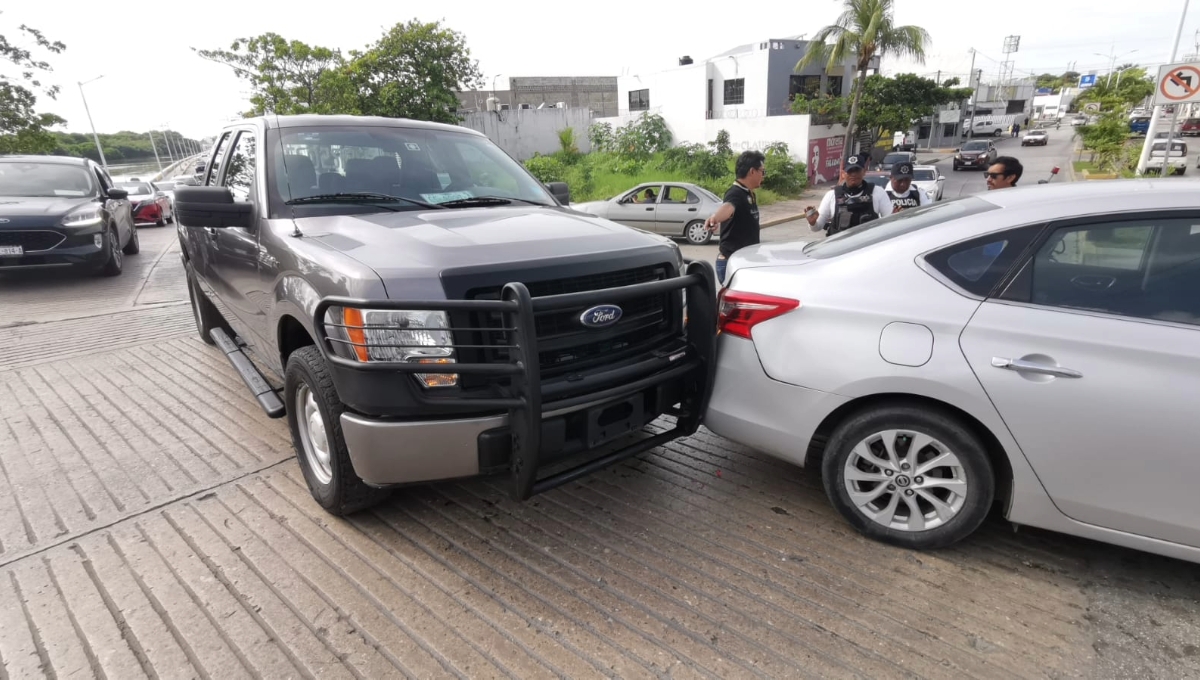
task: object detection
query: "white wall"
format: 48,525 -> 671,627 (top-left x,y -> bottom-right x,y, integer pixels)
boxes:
459,108 -> 593,161
616,64 -> 709,143
595,111 -> 814,161
707,49 -> 770,117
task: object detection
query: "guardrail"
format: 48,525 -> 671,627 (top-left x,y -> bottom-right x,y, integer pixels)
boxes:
150,155 -> 200,181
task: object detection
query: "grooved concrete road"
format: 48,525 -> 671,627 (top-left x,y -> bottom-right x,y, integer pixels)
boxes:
1,224 -> 1198,679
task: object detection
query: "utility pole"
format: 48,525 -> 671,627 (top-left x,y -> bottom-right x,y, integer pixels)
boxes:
963,49 -> 979,141
78,76 -> 108,171
147,130 -> 164,172
1137,0 -> 1191,175
929,69 -> 942,150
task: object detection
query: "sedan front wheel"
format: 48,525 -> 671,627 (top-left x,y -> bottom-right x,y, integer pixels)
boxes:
822,404 -> 995,550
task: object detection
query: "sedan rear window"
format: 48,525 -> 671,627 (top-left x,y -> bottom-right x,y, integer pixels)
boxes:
803,197 -> 999,259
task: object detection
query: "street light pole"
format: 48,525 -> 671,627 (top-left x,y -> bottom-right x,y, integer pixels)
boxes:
1137,0 -> 1191,175
1095,49 -> 1138,88
147,130 -> 164,172
77,76 -> 108,171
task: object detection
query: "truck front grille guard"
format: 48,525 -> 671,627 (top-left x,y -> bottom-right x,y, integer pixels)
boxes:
312,260 -> 718,501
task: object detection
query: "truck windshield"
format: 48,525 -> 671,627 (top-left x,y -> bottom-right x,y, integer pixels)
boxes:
267,126 -> 554,215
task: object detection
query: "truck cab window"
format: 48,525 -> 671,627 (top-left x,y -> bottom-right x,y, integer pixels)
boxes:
223,131 -> 258,203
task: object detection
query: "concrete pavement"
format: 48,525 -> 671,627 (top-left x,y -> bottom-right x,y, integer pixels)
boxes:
1,219 -> 1198,678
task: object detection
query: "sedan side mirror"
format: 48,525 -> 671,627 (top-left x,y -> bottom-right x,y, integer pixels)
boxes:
175,185 -> 253,229
106,188 -> 128,200
546,181 -> 571,205
937,175 -> 945,182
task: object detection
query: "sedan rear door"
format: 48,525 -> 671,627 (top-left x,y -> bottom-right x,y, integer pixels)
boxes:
958,212 -> 1200,548
654,185 -> 701,235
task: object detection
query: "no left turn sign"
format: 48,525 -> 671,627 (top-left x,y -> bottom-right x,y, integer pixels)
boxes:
1154,63 -> 1200,105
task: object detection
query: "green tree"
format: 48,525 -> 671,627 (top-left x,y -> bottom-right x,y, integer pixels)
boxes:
0,16 -> 67,153
1075,68 -> 1154,109
1077,97 -> 1132,172
196,33 -> 353,116
796,0 -> 930,157
347,20 -> 481,124
851,73 -> 971,146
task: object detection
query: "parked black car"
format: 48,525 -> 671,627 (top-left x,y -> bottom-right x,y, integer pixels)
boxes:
175,115 -> 717,515
0,155 -> 139,276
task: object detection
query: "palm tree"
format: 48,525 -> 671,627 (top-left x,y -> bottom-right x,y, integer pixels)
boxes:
796,0 -> 931,158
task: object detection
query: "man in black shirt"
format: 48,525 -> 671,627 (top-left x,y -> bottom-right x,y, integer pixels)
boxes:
704,150 -> 765,284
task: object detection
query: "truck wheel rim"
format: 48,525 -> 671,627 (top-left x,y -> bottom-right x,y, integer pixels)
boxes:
296,385 -> 333,485
843,429 -> 967,532
687,222 -> 708,244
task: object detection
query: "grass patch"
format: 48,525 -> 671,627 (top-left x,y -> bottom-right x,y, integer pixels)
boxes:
1073,161 -> 1135,178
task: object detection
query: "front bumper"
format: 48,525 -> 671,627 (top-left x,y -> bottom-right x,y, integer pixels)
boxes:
0,227 -> 110,269
314,261 -> 718,499
704,335 -> 848,468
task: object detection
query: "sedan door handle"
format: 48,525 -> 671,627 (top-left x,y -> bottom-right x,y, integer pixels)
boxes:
645,207 -> 654,211
688,208 -> 697,212
991,357 -> 1082,379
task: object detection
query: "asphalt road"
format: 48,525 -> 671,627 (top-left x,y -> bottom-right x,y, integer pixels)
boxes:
923,128 -> 1076,200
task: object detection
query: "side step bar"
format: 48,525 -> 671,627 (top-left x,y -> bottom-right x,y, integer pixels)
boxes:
210,328 -> 286,418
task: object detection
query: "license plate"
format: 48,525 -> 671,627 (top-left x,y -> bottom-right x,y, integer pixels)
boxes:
0,246 -> 22,256
586,394 -> 645,448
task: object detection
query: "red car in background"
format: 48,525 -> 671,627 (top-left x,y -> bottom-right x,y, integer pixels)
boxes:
115,181 -> 174,226
1181,118 -> 1200,137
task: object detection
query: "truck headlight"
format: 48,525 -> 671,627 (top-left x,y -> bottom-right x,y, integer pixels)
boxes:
328,307 -> 457,387
62,205 -> 104,227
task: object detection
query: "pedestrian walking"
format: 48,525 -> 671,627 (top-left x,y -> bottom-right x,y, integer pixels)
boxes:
884,162 -> 930,213
986,156 -> 1023,190
1011,122 -> 1021,137
704,150 -> 765,284
804,154 -> 893,236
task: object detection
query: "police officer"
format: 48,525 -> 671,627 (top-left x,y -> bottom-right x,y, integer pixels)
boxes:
804,154 -> 893,235
884,162 -> 930,213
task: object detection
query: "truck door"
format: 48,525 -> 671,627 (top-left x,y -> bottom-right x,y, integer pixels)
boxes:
207,128 -> 270,353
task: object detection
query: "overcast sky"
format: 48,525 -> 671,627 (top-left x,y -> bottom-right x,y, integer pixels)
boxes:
5,0 -> 1198,139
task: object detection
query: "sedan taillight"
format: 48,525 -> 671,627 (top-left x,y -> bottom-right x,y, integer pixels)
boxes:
717,289 -> 800,339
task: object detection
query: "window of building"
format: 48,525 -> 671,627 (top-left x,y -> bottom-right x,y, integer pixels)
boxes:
789,75 -> 822,101
723,78 -> 745,105
628,89 -> 650,111
825,76 -> 844,96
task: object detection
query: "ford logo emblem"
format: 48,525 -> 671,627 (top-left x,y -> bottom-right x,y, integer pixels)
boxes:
579,304 -> 622,328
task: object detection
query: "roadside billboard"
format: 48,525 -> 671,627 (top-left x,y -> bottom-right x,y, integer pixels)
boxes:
808,135 -> 845,186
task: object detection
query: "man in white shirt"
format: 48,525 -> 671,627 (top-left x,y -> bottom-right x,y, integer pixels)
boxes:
804,154 -> 894,235
884,162 -> 930,213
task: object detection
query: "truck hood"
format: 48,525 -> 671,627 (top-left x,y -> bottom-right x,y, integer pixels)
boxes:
296,205 -> 678,285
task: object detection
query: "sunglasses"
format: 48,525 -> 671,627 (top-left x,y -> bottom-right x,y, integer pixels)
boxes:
984,172 -> 1009,179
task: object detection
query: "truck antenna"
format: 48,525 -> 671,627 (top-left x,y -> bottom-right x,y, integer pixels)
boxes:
274,112 -> 302,238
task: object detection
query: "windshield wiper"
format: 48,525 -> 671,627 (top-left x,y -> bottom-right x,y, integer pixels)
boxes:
286,192 -> 445,210
437,196 -> 552,208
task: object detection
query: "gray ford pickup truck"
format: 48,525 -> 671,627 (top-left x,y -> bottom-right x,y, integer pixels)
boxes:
175,115 -> 716,514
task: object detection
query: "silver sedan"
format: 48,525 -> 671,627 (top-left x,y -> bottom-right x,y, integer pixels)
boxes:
707,179 -> 1200,564
573,182 -> 721,245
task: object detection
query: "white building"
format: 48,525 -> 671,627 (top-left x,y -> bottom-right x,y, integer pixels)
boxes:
599,37 -> 868,163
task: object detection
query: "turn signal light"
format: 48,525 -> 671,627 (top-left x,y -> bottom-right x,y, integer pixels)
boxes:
717,289 -> 800,339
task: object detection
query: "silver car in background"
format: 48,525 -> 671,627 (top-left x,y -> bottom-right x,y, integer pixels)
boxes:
911,165 -> 944,201
573,182 -> 720,245
707,180 -> 1200,564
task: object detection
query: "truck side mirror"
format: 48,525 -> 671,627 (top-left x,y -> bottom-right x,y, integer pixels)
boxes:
175,185 -> 253,229
546,182 -> 571,205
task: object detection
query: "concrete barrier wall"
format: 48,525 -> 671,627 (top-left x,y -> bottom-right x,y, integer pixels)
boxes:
460,108 -> 594,161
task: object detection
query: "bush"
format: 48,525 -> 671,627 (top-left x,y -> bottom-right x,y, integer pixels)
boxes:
557,127 -> 580,163
709,129 -> 732,156
659,143 -> 727,180
524,154 -> 566,184
761,142 -> 807,194
588,122 -> 615,152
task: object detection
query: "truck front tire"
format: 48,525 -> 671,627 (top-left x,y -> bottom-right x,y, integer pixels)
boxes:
285,346 -> 390,515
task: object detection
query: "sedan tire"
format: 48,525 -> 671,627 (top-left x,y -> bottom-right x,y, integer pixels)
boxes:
684,220 -> 711,246
821,403 -> 995,550
98,225 -> 124,277
286,346 -> 390,516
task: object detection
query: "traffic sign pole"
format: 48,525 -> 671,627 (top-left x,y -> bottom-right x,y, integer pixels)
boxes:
1137,0 -> 1191,175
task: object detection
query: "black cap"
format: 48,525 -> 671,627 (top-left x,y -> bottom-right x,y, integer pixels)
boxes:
891,162 -> 914,178
843,154 -> 866,171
